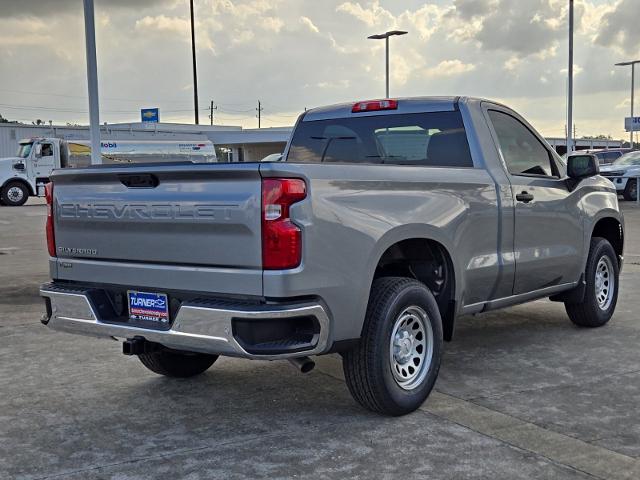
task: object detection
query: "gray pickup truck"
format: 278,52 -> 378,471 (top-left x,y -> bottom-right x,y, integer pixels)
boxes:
41,97 -> 624,415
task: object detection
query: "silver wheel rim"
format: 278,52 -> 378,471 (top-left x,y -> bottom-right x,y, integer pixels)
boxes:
7,186 -> 24,203
389,305 -> 434,390
595,255 -> 615,311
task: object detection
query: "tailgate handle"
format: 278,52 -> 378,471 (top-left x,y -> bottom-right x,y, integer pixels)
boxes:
119,174 -> 159,188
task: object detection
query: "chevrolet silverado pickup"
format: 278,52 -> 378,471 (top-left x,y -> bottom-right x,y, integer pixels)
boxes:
41,97 -> 624,415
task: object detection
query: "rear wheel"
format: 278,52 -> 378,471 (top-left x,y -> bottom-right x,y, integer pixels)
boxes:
623,179 -> 637,201
342,277 -> 443,416
0,181 -> 29,206
138,349 -> 218,378
565,237 -> 619,328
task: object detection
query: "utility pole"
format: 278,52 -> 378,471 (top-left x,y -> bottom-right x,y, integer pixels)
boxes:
257,100 -> 263,128
208,101 -> 216,126
190,0 -> 199,124
82,0 -> 101,165
567,0 -> 574,153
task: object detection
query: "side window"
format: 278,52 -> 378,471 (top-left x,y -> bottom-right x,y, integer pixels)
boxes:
488,110 -> 555,177
605,151 -> 620,162
40,143 -> 54,157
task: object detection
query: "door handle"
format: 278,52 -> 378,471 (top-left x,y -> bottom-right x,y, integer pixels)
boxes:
516,191 -> 534,203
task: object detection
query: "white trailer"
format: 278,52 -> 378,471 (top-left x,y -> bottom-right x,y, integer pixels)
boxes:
0,138 -> 217,206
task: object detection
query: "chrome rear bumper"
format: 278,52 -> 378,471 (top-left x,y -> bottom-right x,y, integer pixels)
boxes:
40,284 -> 330,360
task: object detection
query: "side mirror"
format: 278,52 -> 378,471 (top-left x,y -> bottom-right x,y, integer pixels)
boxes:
567,153 -> 599,179
34,144 -> 42,158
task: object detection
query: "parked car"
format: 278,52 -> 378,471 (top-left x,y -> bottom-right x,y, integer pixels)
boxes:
40,97 -> 624,416
586,148 -> 633,165
600,150 -> 640,200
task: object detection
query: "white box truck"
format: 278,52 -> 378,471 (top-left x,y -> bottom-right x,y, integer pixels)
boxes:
0,138 -> 217,206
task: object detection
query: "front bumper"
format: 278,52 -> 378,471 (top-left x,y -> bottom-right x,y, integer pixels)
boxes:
40,283 -> 330,360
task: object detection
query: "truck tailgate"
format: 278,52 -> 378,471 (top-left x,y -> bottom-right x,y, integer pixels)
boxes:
52,163 -> 262,269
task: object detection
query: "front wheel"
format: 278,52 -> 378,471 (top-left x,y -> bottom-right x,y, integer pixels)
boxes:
342,277 -> 443,416
138,349 -> 218,378
623,179 -> 637,201
0,181 -> 29,206
565,237 -> 619,328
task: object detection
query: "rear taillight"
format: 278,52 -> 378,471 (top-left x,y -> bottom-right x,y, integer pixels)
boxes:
352,99 -> 398,113
45,182 -> 56,257
262,178 -> 306,270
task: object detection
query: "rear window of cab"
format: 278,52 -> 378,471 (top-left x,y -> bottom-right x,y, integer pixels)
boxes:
286,111 -> 473,168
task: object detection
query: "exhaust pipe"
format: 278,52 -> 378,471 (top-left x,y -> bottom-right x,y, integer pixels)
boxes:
288,356 -> 315,374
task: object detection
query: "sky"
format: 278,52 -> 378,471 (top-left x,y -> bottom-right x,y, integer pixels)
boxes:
0,0 -> 638,139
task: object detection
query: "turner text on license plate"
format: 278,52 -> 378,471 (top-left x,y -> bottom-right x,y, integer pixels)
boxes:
128,291 -> 169,324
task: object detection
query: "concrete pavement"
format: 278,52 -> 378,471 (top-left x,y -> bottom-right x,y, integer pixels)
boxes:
1,197 -> 639,479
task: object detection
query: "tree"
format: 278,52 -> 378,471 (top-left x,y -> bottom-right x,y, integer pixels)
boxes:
0,113 -> 20,124
581,134 -> 613,140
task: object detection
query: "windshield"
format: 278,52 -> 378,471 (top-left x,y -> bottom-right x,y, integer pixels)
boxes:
17,143 -> 33,158
613,151 -> 640,166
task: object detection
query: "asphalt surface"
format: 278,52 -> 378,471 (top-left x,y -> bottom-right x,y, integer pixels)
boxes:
1,197 -> 640,479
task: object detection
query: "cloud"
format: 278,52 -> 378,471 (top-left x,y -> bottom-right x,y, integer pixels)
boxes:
0,0 -> 173,18
595,0 -> 640,56
300,16 -> 320,34
454,0 -> 496,19
135,15 -> 189,34
0,0 -> 638,140
425,60 -> 477,77
459,0 -> 566,56
336,1 -> 395,28
262,16 -> 284,33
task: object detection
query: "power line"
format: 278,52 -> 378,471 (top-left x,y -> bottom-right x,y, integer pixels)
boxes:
0,88 -> 196,104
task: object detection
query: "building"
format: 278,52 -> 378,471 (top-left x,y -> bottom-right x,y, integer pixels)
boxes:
0,122 -> 292,162
545,137 -> 623,155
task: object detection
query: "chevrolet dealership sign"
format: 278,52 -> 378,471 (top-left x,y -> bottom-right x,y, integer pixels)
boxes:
625,116 -> 640,132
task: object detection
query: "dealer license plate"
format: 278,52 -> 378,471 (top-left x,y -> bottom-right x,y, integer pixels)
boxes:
127,290 -> 169,325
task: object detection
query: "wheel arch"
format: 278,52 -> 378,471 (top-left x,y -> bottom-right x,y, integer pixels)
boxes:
368,230 -> 458,341
591,216 -> 623,267
2,177 -> 35,196
552,214 -> 624,304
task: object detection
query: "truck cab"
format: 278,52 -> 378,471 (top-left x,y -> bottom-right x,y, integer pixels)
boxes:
0,137 -> 63,206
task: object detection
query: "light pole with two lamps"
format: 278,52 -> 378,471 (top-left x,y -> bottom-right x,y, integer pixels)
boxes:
367,30 -> 408,98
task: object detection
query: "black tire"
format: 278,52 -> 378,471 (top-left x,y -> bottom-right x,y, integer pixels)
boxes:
138,349 -> 218,378
565,237 -> 619,328
623,178 -> 637,201
342,277 -> 443,416
0,181 -> 29,206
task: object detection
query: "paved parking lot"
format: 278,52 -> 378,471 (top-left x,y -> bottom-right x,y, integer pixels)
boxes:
2,198 -> 640,479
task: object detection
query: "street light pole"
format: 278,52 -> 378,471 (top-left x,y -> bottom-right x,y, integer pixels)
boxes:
385,36 -> 390,98
190,0 -> 199,125
567,0 -> 574,154
615,60 -> 640,148
82,0 -> 101,165
368,30 -> 408,98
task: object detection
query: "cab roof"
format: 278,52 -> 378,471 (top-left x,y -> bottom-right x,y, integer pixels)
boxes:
301,96 -> 509,122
